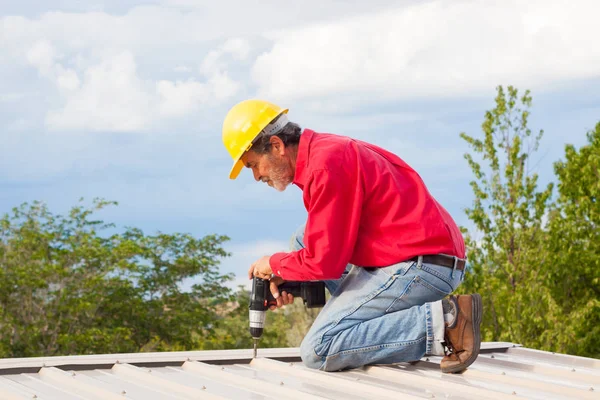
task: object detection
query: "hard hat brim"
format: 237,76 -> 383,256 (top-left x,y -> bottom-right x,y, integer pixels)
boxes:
229,159 -> 244,180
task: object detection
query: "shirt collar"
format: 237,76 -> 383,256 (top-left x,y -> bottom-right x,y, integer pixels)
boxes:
293,128 -> 314,187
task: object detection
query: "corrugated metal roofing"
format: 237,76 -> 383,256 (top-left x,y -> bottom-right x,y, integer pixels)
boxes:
0,342 -> 597,399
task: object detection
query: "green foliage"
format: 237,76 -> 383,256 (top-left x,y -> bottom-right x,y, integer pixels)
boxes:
460,85 -> 600,357
459,85 -> 556,348
0,199 -> 234,357
0,197 -> 320,357
546,122 -> 600,357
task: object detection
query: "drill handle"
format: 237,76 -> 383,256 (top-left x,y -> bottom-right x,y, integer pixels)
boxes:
276,281 -> 303,297
267,280 -> 326,308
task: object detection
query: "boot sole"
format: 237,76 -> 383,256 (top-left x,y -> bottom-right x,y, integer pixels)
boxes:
442,293 -> 482,373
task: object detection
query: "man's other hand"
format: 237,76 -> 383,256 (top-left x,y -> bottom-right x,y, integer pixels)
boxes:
269,276 -> 294,310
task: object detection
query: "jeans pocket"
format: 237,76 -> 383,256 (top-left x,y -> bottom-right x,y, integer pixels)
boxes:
419,263 -> 460,294
384,273 -> 453,314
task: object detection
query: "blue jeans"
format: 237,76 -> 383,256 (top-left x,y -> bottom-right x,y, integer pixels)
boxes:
289,224 -> 464,371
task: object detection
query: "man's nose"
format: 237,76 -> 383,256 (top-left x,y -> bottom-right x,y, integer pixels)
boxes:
252,169 -> 261,181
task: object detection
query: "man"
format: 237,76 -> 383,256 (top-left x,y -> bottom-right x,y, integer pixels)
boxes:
222,99 -> 482,373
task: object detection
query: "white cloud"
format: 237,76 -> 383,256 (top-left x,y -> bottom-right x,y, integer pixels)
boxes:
2,10 -> 249,132
199,38 -> 251,75
155,73 -> 239,118
45,51 -> 152,131
55,69 -> 81,92
26,40 -> 81,93
173,65 -> 192,73
0,92 -> 32,103
7,119 -> 36,132
208,72 -> 240,101
27,45 -> 241,131
222,38 -> 250,60
157,37 -> 246,118
156,79 -> 209,118
2,0 -> 599,132
159,0 -> 406,29
26,40 -> 56,74
251,0 -> 600,103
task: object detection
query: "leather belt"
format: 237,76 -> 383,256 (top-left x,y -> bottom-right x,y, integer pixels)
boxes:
409,254 -> 466,271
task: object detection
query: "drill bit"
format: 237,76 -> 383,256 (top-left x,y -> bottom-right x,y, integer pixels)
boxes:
253,338 -> 258,358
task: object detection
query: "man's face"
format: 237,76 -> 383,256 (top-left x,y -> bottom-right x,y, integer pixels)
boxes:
241,140 -> 294,192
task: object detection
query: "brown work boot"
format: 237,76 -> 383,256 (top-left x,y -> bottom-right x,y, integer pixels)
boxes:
440,293 -> 482,373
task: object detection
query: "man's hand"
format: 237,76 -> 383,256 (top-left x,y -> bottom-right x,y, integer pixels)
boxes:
268,276 -> 294,310
248,257 -> 294,310
248,255 -> 273,280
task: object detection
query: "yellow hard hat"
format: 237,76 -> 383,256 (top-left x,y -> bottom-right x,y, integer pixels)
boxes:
222,99 -> 288,179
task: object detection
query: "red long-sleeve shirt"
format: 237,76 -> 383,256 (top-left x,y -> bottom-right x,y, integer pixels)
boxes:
269,129 -> 465,281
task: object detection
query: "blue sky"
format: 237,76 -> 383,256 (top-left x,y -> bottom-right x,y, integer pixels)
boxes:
1,0 -> 599,290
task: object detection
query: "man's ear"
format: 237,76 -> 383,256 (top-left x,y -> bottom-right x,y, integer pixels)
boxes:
269,135 -> 286,156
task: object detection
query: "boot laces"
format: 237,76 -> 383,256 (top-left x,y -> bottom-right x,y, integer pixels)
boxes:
442,334 -> 456,356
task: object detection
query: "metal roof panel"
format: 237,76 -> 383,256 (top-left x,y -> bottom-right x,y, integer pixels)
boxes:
0,343 -> 596,399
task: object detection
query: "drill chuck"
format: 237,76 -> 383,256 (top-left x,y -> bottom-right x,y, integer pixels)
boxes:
249,310 -> 265,339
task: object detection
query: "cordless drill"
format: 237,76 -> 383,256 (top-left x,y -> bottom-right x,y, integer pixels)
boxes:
249,276 -> 326,357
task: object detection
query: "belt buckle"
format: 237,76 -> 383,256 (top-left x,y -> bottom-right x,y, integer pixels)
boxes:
451,255 -> 458,279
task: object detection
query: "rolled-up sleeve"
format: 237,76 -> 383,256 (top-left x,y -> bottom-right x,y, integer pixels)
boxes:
270,166 -> 364,281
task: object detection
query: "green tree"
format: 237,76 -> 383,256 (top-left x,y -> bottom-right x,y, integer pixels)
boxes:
0,198 -> 233,357
281,300 -> 321,347
459,85 -> 558,349
547,122 -> 600,357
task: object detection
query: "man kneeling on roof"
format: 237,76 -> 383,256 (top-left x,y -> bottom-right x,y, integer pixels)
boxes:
222,99 -> 483,373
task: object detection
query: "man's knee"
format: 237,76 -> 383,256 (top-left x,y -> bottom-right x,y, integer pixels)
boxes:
289,223 -> 306,251
300,335 -> 325,370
